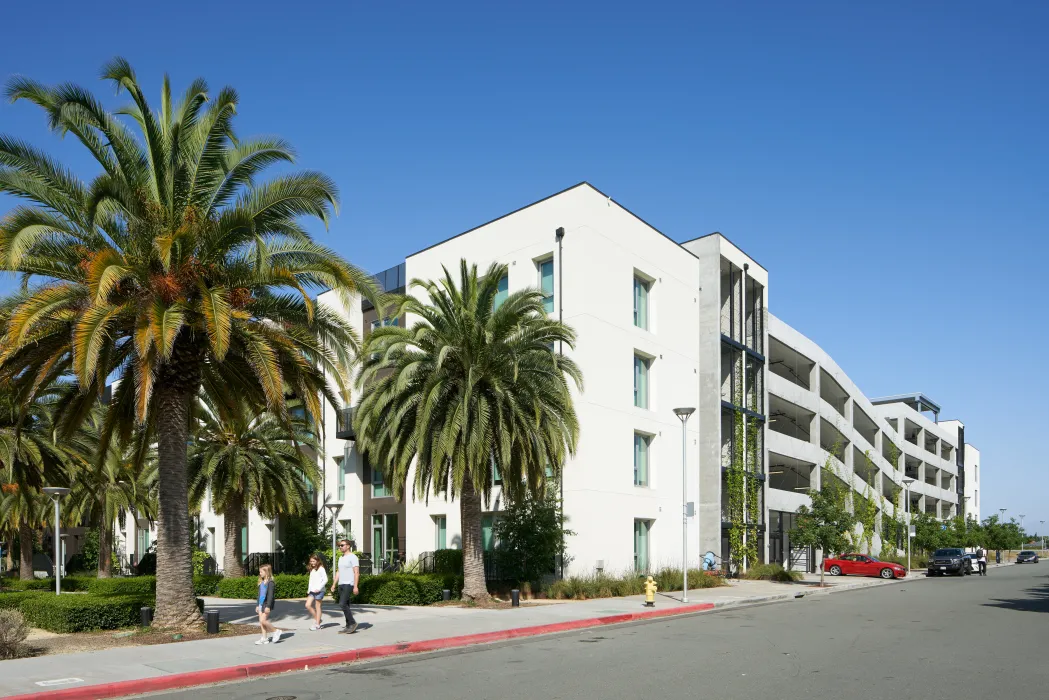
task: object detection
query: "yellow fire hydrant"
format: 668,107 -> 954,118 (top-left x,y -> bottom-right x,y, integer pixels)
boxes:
644,576 -> 657,607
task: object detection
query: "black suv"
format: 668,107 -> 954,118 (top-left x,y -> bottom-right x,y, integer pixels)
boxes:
928,548 -> 970,576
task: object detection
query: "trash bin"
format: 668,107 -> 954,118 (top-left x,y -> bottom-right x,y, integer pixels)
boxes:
140,606 -> 153,626
205,609 -> 220,634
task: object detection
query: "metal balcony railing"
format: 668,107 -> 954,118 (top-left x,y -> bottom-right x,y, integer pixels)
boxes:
336,407 -> 355,440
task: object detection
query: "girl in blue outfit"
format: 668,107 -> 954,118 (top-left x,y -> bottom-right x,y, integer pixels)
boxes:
255,564 -> 281,644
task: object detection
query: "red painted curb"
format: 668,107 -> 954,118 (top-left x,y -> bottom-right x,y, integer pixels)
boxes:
9,602 -> 714,700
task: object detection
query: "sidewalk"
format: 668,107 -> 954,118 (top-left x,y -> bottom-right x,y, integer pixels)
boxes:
2,573 -> 910,699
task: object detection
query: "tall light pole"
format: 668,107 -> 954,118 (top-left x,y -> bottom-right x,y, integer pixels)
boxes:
324,502 -> 342,567
902,477 -> 915,573
1040,520 -> 1045,551
1019,514 -> 1026,549
674,407 -> 695,603
42,487 -> 70,594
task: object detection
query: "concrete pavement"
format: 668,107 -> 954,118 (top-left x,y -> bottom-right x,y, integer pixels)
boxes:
1,571 -> 906,698
153,562 -> 1048,700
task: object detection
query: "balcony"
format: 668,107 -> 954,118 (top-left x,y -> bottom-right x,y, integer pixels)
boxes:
336,407 -> 356,440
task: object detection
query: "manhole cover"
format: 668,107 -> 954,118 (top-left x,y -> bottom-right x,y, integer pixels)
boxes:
267,696 -> 297,700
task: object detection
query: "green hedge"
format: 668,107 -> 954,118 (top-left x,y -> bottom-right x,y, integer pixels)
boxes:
358,574 -> 462,605
215,574 -> 311,600
19,594 -> 154,633
212,573 -> 462,605
0,591 -> 47,610
2,576 -> 94,593
85,575 -> 224,597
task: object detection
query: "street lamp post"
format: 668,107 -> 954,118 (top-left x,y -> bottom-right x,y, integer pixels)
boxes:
324,502 -> 343,566
673,407 -> 696,603
1019,514 -> 1025,549
902,477 -> 915,573
42,487 -> 71,594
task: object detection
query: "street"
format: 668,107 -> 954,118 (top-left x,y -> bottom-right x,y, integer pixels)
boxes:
150,564 -> 1049,700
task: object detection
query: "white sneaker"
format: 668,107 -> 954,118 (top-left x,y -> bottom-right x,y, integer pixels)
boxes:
255,638 -> 270,645
310,624 -> 321,631
271,630 -> 283,643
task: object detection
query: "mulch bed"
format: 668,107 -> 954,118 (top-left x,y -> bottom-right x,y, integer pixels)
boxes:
23,623 -> 258,657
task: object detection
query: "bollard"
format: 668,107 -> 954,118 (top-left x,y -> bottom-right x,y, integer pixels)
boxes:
442,589 -> 451,601
205,609 -> 220,634
140,606 -> 153,626
510,589 -> 520,607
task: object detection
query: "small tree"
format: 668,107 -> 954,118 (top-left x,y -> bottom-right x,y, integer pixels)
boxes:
492,487 -> 573,586
792,464 -> 855,587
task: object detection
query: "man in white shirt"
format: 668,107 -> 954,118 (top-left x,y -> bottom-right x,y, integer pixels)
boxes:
977,546 -> 987,576
330,539 -> 360,634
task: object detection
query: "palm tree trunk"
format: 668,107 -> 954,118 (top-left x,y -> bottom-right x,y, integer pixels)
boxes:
222,495 -> 246,578
18,521 -> 34,581
459,479 -> 489,602
4,537 -> 12,573
97,521 -> 113,579
152,380 -> 203,629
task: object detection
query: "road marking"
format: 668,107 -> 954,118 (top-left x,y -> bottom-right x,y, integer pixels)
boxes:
35,678 -> 84,687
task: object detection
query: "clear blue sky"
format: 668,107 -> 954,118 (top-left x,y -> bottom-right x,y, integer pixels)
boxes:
1,1 -> 1046,532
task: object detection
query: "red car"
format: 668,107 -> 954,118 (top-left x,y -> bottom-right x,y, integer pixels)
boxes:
821,553 -> 906,579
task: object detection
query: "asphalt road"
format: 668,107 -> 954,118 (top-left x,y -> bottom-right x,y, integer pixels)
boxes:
151,564 -> 1049,700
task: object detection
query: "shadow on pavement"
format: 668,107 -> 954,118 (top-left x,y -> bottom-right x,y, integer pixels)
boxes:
983,576 -> 1049,614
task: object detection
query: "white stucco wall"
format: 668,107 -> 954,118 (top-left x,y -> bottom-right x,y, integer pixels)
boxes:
402,184 -> 707,575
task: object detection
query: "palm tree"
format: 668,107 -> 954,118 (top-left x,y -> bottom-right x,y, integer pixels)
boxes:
0,60 -> 374,627
0,390 -> 72,579
66,420 -> 156,578
354,261 -> 582,601
189,394 -> 318,578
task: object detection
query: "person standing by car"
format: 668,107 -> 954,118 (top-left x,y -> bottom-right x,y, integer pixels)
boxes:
330,539 -> 360,634
977,546 -> 987,576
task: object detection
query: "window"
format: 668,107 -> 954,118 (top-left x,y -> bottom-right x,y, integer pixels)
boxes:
137,529 -> 151,561
482,514 -> 498,551
633,354 -> 650,408
372,463 -> 391,498
240,526 -> 247,563
434,515 -> 447,550
372,513 -> 399,565
538,259 -> 554,313
634,519 -> 651,573
634,433 -> 650,486
371,317 -> 398,331
494,274 -> 509,310
339,519 -> 351,538
491,455 -> 502,485
633,276 -> 650,329
337,457 -> 346,500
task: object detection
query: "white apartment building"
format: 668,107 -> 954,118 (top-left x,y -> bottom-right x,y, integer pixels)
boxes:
162,182 -> 978,577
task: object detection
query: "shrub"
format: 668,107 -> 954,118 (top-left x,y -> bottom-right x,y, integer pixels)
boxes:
19,594 -> 154,633
742,564 -> 802,582
545,568 -> 725,600
0,609 -> 28,659
215,574 -> 311,600
2,576 -> 93,593
212,573 -> 461,605
89,576 -> 156,596
433,549 -> 464,575
357,574 -> 462,605
0,591 -> 47,610
194,574 -> 224,596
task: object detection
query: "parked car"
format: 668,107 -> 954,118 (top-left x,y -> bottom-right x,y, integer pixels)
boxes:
1016,551 -> 1040,563
928,548 -> 970,576
822,554 -> 907,579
